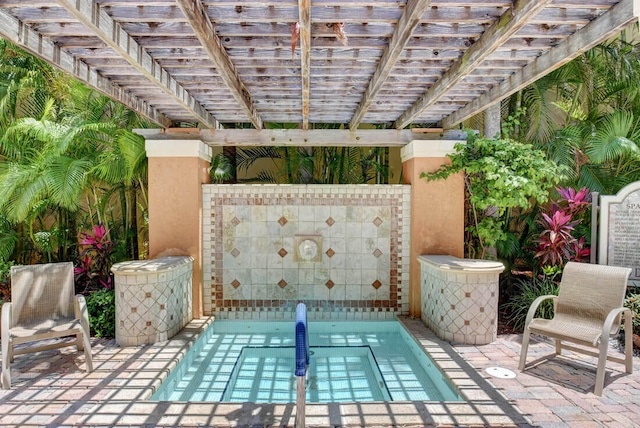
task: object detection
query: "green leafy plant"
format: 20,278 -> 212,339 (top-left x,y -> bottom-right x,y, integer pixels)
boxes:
502,274 -> 560,331
422,131 -> 560,258
623,292 -> 640,337
0,260 -> 13,304
85,287 -> 115,338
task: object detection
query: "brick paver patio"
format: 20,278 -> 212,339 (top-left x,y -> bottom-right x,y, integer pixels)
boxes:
0,317 -> 638,427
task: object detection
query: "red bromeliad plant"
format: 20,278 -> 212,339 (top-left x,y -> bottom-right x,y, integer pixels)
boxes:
75,224 -> 115,293
534,187 -> 591,268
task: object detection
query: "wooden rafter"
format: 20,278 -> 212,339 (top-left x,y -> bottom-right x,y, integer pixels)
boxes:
442,0 -> 640,129
394,0 -> 554,129
298,0 -> 311,129
175,0 -> 263,129
349,0 -> 432,130
0,9 -> 171,128
54,0 -> 219,129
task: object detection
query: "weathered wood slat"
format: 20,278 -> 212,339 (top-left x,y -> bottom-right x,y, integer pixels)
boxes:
0,0 -> 626,129
55,0 -> 219,128
0,8 -> 172,128
394,0 -> 554,129
175,0 -> 263,129
298,0 -> 311,129
350,0 -> 432,130
442,0 -> 640,128
196,129 -> 422,147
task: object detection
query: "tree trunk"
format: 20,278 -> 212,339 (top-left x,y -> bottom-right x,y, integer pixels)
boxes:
128,187 -> 139,260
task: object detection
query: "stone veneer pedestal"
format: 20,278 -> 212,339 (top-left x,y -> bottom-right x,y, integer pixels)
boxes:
112,256 -> 193,346
419,255 -> 504,345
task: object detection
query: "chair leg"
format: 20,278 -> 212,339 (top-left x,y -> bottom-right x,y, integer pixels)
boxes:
1,338 -> 10,389
519,327 -> 531,371
82,332 -> 93,373
76,332 -> 85,352
624,312 -> 633,374
555,338 -> 562,355
594,339 -> 609,396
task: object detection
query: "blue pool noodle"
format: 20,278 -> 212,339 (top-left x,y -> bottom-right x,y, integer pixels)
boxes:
295,303 -> 309,377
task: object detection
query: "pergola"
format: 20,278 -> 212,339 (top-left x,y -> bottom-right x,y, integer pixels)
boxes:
1,1 -> 638,320
0,0 -> 637,144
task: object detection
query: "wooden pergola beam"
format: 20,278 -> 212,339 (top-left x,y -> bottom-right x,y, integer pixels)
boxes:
298,0 -> 311,129
349,0 -> 432,130
55,0 -> 219,129
0,9 -> 171,128
175,0 -> 263,129
442,0 -> 640,129
394,0 -> 553,129
134,128 -> 468,147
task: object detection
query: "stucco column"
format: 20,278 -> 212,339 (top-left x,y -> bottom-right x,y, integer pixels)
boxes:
145,139 -> 212,319
401,140 -> 465,318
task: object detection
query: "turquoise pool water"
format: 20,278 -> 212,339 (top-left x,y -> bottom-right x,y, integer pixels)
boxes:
151,320 -> 462,403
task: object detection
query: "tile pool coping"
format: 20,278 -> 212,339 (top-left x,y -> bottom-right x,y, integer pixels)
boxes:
0,316 -> 531,427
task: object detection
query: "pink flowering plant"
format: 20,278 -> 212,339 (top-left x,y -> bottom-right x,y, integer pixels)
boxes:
534,187 -> 591,269
74,224 -> 115,293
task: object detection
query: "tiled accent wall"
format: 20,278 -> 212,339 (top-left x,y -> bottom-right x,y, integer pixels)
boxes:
419,255 -> 503,345
112,256 -> 193,346
202,185 -> 411,320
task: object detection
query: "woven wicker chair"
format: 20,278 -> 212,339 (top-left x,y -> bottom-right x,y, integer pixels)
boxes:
518,262 -> 633,396
1,262 -> 93,389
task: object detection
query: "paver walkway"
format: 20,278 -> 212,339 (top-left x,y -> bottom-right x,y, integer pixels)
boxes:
457,333 -> 640,428
0,317 -> 638,427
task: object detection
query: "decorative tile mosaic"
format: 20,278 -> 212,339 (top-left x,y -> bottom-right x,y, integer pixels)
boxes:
419,257 -> 501,345
112,257 -> 193,346
202,185 -> 411,320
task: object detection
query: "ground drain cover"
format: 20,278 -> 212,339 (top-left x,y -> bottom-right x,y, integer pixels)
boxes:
485,366 -> 517,379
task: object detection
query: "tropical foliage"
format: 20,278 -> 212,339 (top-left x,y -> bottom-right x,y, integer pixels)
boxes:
534,187 -> 592,268
505,36 -> 640,194
502,273 -> 560,331
0,40 -> 154,268
421,131 -> 560,259
232,145 -> 390,184
85,287 -> 116,338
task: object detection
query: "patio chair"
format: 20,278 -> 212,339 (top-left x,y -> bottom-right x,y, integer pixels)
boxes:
1,262 -> 93,389
518,262 -> 633,396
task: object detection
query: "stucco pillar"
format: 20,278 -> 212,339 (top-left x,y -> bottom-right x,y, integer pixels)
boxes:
401,140 -> 465,318
145,139 -> 212,319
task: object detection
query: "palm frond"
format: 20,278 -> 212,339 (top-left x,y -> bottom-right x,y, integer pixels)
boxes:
586,111 -> 640,163
236,146 -> 283,171
45,156 -> 92,211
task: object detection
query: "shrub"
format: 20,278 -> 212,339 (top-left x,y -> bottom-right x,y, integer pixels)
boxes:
421,131 -> 559,259
85,288 -> 115,338
503,274 -> 560,332
623,292 -> 640,337
534,187 -> 591,269
0,260 -> 13,303
75,224 -> 115,294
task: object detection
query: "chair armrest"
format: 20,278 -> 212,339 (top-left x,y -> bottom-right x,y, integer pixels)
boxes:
523,294 -> 557,331
1,302 -> 11,340
602,307 -> 631,344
